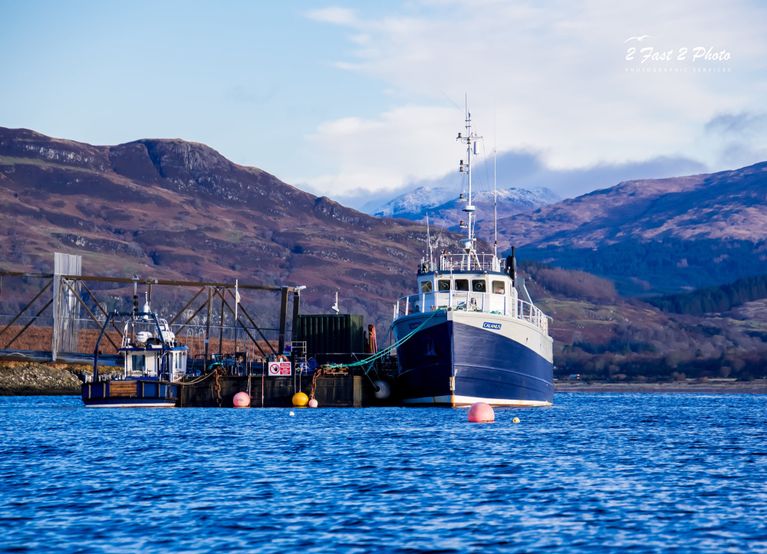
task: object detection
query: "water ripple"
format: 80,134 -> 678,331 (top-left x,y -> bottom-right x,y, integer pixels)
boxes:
0,394 -> 765,552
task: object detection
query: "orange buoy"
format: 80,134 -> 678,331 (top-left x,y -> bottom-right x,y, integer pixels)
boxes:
308,398 -> 319,408
468,402 -> 494,423
233,391 -> 251,408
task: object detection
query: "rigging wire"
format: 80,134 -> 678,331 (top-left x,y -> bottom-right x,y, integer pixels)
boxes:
326,310 -> 441,370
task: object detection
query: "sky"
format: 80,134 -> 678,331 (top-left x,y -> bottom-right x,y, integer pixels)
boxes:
1,0 -> 766,209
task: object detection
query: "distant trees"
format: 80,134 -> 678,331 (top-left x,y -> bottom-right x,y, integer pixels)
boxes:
519,238 -> 767,297
554,350 -> 767,381
524,263 -> 618,302
648,274 -> 767,315
518,261 -> 767,383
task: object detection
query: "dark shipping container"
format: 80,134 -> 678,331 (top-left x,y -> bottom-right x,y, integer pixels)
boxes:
294,314 -> 365,358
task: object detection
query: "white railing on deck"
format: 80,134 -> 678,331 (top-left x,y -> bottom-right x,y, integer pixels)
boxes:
394,292 -> 549,334
438,253 -> 500,272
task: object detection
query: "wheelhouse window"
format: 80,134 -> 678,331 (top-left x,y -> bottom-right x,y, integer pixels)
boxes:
438,280 -> 451,291
492,280 -> 506,294
455,279 -> 469,291
472,280 -> 486,292
420,281 -> 433,293
132,355 -> 146,372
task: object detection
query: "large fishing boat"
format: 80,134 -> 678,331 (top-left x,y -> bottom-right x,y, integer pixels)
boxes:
82,294 -> 188,408
391,106 -> 554,406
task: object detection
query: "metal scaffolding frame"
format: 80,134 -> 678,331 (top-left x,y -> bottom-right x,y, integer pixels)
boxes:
0,257 -> 302,363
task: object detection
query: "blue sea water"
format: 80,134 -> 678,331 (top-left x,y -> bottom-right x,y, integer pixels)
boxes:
0,394 -> 765,553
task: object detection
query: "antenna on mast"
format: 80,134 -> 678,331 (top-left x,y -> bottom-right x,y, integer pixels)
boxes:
456,94 -> 481,269
426,214 -> 433,269
493,146 -> 498,261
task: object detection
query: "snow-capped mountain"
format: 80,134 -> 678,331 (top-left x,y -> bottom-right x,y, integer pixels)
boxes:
372,185 -> 560,226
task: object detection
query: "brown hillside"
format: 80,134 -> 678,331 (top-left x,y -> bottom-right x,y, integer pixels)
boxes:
0,127 -> 444,326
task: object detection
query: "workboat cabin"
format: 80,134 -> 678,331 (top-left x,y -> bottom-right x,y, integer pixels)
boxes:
120,316 -> 188,382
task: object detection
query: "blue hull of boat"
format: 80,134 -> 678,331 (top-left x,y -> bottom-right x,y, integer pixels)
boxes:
394,317 -> 554,405
81,380 -> 179,408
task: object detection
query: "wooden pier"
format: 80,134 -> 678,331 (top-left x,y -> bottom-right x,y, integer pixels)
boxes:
178,373 -> 372,408
1,253 -> 392,407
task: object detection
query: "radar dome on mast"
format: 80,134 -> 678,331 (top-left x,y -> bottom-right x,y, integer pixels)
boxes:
142,291 -> 151,320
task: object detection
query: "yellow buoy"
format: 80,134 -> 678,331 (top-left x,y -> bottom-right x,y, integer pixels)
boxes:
292,391 -> 309,407
512,417 -> 520,424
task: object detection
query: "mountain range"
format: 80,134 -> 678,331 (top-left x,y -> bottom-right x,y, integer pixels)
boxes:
371,184 -> 559,229
2,126 -> 766,379
0,127 -> 437,325
496,162 -> 767,296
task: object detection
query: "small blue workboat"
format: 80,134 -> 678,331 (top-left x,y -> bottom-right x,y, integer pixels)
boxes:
82,300 -> 188,408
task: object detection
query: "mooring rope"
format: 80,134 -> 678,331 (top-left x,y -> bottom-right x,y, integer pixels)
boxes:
326,309 -> 441,370
172,368 -> 217,386
308,364 -> 350,400
213,367 -> 223,406
173,310 -> 441,401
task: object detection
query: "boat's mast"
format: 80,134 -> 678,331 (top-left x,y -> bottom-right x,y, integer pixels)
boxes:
426,213 -> 433,269
466,101 -> 473,258
457,95 -> 480,269
493,146 -> 498,261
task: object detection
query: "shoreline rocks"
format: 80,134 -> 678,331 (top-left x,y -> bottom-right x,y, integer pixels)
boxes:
0,362 -> 86,396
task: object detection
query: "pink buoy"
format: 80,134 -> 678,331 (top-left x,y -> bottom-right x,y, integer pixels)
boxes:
308,398 -> 319,408
233,391 -> 251,408
468,402 -> 494,423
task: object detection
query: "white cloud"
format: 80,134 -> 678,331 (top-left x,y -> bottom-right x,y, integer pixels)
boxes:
300,0 -> 767,197
298,105 -> 457,194
303,6 -> 358,26
699,111 -> 767,169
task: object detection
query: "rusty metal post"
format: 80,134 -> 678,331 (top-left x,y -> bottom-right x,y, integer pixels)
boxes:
291,289 -> 301,395
278,286 -> 289,355
204,287 -> 212,365
291,290 -> 301,342
218,287 -> 225,357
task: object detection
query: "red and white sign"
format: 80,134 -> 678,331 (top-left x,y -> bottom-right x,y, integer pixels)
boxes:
267,361 -> 292,376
